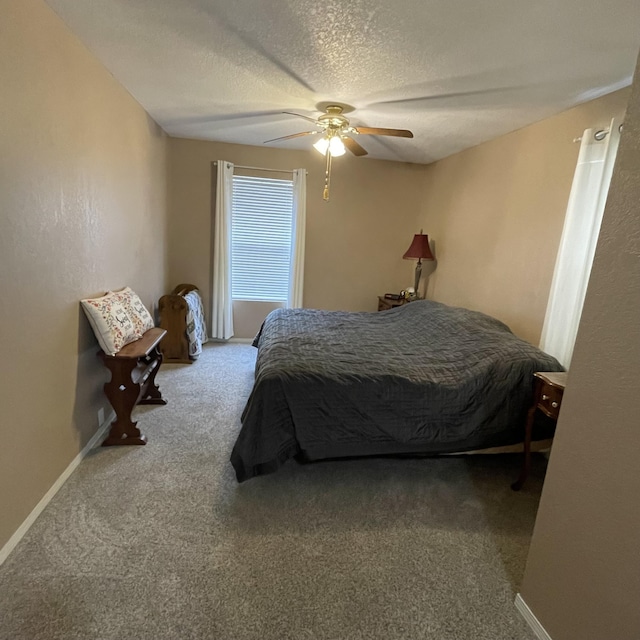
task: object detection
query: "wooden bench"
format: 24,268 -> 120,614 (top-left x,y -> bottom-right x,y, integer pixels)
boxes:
99,327 -> 167,446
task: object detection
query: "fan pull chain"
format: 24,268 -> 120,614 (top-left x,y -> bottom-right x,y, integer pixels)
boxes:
323,150 -> 332,201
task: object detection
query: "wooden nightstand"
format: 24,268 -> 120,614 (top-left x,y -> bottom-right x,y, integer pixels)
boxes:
378,296 -> 408,311
512,371 -> 567,491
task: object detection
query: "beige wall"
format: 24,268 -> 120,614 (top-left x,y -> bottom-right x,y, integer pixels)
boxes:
0,0 -> 168,550
520,52 -> 640,640
168,138 -> 427,338
419,89 -> 630,344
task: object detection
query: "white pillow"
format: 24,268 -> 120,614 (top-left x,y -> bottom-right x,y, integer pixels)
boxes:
81,293 -> 140,355
110,287 -> 155,335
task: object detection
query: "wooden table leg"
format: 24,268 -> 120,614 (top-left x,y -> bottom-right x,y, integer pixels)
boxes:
101,356 -> 147,446
512,404 -> 536,491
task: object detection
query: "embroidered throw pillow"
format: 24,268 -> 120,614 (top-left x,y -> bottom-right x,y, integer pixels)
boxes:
81,293 -> 140,355
111,287 -> 155,335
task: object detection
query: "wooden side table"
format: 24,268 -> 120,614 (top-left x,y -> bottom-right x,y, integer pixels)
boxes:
512,371 -> 567,491
100,327 -> 167,446
378,296 -> 408,311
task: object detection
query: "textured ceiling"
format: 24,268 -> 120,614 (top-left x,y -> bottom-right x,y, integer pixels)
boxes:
45,0 -> 640,164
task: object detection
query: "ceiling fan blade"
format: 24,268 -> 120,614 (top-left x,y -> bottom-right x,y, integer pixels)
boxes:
263,131 -> 318,143
343,137 -> 368,157
282,111 -> 320,125
354,127 -> 413,138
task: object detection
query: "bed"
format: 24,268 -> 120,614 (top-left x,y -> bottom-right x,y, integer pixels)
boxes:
230,300 -> 563,482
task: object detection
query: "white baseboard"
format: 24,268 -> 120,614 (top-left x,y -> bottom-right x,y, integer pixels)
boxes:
0,412 -> 114,566
515,593 -> 553,640
227,338 -> 253,344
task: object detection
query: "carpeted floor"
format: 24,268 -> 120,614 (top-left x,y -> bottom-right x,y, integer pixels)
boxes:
0,343 -> 543,640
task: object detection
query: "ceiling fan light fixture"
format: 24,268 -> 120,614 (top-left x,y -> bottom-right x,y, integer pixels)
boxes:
313,134 -> 345,157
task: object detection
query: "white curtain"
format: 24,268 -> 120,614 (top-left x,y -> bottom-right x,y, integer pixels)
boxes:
540,119 -> 621,367
287,168 -> 307,308
211,160 -> 234,339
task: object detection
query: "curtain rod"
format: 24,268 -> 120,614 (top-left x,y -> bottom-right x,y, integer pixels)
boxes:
213,161 -> 306,175
573,122 -> 624,143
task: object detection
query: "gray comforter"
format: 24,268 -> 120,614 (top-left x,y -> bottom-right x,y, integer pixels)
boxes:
231,300 -> 562,482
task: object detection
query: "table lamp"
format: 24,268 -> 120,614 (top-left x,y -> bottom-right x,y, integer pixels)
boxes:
403,230 -> 435,296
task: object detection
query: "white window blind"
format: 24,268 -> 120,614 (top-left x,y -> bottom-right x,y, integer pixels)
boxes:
231,175 -> 294,302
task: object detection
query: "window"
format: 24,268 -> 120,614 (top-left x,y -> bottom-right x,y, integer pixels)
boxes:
231,175 -> 294,302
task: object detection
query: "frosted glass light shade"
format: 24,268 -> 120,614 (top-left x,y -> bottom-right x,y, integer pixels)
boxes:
313,136 -> 346,156
313,138 -> 329,154
329,137 -> 346,156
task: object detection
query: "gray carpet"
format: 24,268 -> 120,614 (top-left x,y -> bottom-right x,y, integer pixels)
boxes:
0,343 -> 542,640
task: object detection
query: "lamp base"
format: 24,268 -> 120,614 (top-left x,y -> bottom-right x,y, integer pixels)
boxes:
414,260 -> 423,296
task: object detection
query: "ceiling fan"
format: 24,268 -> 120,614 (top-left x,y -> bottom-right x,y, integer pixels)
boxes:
264,105 -> 414,201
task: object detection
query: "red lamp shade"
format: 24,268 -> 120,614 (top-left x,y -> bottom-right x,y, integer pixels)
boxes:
403,233 -> 434,261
